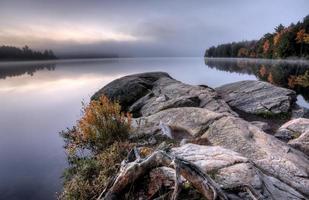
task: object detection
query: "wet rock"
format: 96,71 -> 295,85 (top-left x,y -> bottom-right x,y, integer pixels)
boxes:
216,80 -> 296,115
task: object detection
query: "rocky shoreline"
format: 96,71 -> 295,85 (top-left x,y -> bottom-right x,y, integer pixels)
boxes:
92,72 -> 309,199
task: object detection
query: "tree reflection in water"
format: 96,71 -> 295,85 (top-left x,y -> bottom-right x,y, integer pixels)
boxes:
205,58 -> 309,102
0,62 -> 56,79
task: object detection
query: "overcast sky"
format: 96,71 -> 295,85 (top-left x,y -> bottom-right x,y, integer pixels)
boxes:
0,0 -> 308,57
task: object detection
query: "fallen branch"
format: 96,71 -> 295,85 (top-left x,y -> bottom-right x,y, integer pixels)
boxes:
100,149 -> 228,200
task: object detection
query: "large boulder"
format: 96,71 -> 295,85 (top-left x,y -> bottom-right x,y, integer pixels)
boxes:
130,76 -> 236,117
93,72 -> 236,117
91,72 -> 171,111
94,73 -> 309,198
133,107 -> 309,196
216,80 -> 296,115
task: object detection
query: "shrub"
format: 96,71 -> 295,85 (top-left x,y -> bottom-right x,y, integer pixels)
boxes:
59,96 -> 133,200
60,142 -> 133,200
61,96 -> 132,153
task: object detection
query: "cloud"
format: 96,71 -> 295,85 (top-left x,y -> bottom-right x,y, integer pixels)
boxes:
0,0 -> 308,57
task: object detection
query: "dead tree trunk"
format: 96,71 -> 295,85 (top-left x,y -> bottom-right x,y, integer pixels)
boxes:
99,149 -> 228,200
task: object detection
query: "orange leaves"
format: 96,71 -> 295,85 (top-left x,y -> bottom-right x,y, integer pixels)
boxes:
296,29 -> 309,44
237,47 -> 249,57
60,96 -> 133,199
259,65 -> 267,77
296,29 -> 306,44
75,96 -> 131,152
267,72 -> 274,84
304,33 -> 309,44
274,33 -> 281,46
263,40 -> 270,53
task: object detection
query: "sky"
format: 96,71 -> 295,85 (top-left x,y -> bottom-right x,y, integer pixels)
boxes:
0,0 -> 308,57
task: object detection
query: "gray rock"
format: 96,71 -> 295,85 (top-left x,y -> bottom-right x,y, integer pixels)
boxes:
133,107 -> 309,196
276,118 -> 309,142
131,107 -> 226,138
133,76 -> 236,117
275,129 -> 295,142
216,80 -> 296,115
278,118 -> 309,156
202,115 -> 309,196
94,73 -> 309,198
250,121 -> 270,132
91,72 -> 171,112
93,72 -> 236,116
279,118 -> 309,135
291,105 -> 309,119
173,144 -> 306,200
288,131 -> 309,156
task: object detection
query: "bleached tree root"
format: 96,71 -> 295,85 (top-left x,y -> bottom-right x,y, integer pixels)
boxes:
99,149 -> 228,200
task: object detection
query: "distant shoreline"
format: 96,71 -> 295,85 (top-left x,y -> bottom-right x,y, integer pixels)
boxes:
204,57 -> 309,64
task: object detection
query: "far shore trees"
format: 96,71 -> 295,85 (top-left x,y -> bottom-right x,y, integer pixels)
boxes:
0,45 -> 57,61
205,15 -> 309,59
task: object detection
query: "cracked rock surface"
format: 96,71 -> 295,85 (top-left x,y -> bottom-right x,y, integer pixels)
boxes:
276,118 -> 309,156
94,72 -> 309,199
216,80 -> 296,115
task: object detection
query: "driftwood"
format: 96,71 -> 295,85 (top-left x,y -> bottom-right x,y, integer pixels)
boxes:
99,148 -> 228,200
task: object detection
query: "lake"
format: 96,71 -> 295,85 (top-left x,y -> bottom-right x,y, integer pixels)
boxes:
0,57 -> 308,199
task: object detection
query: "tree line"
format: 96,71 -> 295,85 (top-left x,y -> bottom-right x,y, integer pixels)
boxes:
0,45 -> 57,60
205,15 -> 309,59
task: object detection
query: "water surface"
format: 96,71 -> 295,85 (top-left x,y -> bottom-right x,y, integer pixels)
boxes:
0,57 -> 308,199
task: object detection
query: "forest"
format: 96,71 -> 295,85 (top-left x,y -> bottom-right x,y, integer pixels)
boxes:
205,15 -> 309,59
0,45 -> 57,60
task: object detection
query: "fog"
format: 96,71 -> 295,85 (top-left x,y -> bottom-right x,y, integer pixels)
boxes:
0,0 -> 308,57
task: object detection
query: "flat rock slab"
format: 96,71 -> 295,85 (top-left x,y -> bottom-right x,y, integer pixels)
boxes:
172,144 -> 306,200
216,80 -> 296,115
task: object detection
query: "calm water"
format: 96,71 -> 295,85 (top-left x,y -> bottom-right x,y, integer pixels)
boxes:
0,57 -> 308,199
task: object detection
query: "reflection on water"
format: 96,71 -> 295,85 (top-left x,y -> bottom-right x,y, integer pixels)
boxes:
0,57 -> 308,200
0,62 -> 56,79
205,58 -> 309,102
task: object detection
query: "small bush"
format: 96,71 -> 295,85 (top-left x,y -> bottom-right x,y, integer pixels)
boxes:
60,142 -> 133,200
59,96 -> 133,200
60,96 -> 132,153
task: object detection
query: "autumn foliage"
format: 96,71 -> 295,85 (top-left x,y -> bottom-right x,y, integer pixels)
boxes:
205,15 -> 309,59
59,96 -> 133,200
